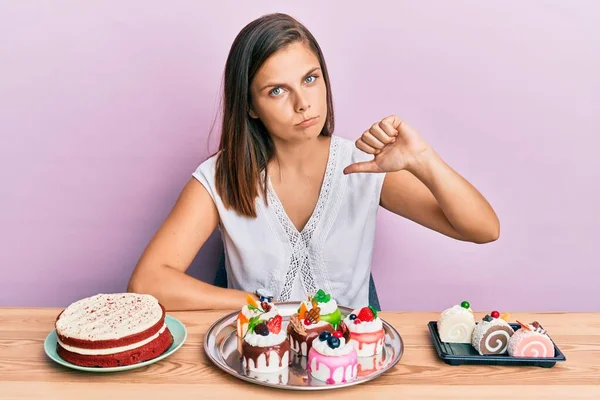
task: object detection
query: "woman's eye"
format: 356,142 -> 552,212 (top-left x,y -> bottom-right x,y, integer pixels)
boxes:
305,75 -> 317,84
269,87 -> 284,96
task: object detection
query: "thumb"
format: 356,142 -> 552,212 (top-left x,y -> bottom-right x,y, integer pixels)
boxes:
343,161 -> 381,175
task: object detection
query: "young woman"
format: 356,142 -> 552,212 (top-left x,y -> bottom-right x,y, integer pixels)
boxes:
128,13 -> 499,311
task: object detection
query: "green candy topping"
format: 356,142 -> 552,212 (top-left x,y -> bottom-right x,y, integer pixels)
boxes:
320,308 -> 342,329
313,289 -> 331,304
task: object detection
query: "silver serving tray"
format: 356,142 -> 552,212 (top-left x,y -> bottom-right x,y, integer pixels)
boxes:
204,302 -> 403,390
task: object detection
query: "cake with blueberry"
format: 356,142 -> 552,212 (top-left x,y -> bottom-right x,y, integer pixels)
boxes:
287,289 -> 338,356
55,293 -> 173,367
343,306 -> 385,357
241,309 -> 290,373
471,311 -> 514,355
437,301 -> 476,344
308,321 -> 358,384
508,321 -> 555,358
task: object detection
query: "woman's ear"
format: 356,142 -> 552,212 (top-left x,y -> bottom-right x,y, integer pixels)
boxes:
248,107 -> 259,119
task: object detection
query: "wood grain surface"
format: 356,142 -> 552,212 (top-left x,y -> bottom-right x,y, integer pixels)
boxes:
1,308 -> 598,399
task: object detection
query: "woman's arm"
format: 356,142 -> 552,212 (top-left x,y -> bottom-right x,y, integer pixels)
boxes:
344,115 -> 500,244
127,178 -> 250,310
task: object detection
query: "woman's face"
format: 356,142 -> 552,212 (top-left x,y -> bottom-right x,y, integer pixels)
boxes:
249,41 -> 328,143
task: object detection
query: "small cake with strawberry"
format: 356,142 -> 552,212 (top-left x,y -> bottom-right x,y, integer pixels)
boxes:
308,321 -> 358,384
508,321 -> 555,358
241,310 -> 290,373
287,289 -> 337,356
343,306 -> 385,357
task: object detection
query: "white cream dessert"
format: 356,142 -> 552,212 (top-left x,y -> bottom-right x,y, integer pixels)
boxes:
437,301 -> 476,343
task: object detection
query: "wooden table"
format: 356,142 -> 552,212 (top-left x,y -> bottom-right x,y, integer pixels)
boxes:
1,309 -> 599,399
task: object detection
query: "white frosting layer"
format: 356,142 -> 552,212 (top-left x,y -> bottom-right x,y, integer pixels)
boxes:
440,305 -> 473,317
344,310 -> 383,333
303,298 -> 338,315
244,329 -> 287,347
57,324 -> 167,355
56,293 -> 163,340
311,337 -> 354,356
242,350 -> 289,373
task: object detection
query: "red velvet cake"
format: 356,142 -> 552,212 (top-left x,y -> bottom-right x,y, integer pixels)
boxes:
55,293 -> 173,367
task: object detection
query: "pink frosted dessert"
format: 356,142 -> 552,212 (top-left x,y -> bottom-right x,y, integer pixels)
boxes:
343,306 -> 385,357
307,322 -> 358,384
508,321 -> 555,358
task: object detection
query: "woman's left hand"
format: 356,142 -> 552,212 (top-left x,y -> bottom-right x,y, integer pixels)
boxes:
344,115 -> 431,174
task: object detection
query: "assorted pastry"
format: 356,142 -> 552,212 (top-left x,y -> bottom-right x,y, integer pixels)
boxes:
437,301 -> 557,358
234,288 -> 387,384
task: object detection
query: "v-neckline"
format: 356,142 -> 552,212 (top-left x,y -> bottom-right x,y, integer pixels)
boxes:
266,136 -> 337,236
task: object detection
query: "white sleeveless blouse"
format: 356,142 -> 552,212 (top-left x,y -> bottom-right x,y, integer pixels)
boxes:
192,135 -> 386,309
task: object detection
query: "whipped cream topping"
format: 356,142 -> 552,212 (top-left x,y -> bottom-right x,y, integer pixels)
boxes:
311,336 -> 354,356
440,305 -> 474,318
244,329 -> 287,347
56,293 -> 163,341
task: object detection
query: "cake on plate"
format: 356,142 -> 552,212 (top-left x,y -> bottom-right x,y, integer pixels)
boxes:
471,311 -> 514,355
508,321 -> 555,358
436,301 -> 476,344
343,306 -> 385,357
55,293 -> 173,367
307,321 -> 358,384
287,289 -> 338,356
241,310 -> 290,373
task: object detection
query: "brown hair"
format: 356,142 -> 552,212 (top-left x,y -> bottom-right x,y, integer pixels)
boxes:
215,13 -> 335,218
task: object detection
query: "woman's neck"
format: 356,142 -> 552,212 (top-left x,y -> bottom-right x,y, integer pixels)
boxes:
268,135 -> 331,178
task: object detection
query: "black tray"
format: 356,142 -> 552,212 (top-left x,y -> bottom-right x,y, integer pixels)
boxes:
427,321 -> 566,368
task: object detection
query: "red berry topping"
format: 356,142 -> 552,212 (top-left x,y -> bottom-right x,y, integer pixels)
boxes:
491,310 -> 500,319
303,318 -> 312,326
353,318 -> 362,324
267,315 -> 282,334
333,331 -> 343,338
357,307 -> 375,322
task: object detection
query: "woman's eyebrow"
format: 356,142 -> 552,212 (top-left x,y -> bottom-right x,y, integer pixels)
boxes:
259,67 -> 321,92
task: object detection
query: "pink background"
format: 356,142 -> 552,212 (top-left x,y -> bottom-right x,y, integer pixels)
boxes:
1,1 -> 598,311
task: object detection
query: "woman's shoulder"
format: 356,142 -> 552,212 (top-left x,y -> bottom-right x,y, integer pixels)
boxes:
192,152 -> 219,178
